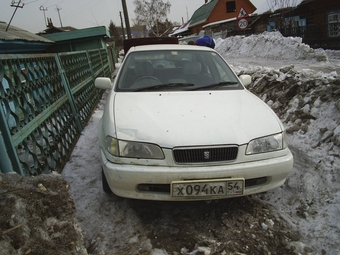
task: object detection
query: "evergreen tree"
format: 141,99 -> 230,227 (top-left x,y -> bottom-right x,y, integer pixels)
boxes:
108,21 -> 122,48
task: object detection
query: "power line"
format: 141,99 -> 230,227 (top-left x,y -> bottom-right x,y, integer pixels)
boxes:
45,0 -> 65,9
23,0 -> 39,4
61,0 -> 103,21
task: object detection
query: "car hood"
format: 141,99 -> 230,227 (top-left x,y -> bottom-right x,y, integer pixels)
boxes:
113,91 -> 282,148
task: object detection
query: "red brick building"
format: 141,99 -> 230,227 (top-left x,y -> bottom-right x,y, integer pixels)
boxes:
189,0 -> 256,35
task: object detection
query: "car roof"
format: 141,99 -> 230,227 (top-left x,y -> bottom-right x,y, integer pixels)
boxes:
127,44 -> 216,53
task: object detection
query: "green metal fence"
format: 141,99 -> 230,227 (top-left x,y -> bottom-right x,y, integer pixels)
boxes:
0,49 -> 111,176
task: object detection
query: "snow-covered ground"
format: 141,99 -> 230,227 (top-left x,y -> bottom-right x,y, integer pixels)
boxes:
62,31 -> 340,255
215,31 -> 340,254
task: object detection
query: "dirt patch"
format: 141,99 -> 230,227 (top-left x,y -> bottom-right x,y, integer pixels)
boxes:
0,172 -> 87,255
129,196 -> 303,255
0,170 -> 310,255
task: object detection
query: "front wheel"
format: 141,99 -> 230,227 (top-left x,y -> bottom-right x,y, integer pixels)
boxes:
102,168 -> 112,193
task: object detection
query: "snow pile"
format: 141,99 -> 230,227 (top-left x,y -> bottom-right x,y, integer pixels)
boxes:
232,64 -> 340,253
215,31 -> 328,62
239,65 -> 340,150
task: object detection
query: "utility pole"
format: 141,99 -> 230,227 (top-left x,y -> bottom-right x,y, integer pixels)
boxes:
39,5 -> 48,27
121,0 -> 131,39
6,0 -> 24,31
55,5 -> 63,27
119,11 -> 126,40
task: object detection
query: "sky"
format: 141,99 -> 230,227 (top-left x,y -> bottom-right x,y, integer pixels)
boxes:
0,0 -> 267,33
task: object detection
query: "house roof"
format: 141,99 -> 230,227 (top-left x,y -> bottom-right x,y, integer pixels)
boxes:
40,26 -> 110,42
189,0 -> 219,28
202,17 -> 237,28
0,21 -> 53,43
202,13 -> 259,28
299,0 -> 313,4
0,21 -> 54,53
170,21 -> 191,36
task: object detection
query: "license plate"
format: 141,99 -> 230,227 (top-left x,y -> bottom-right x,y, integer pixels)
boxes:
171,178 -> 244,198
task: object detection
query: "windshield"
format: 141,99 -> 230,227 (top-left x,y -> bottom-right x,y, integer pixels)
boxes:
115,49 -> 243,92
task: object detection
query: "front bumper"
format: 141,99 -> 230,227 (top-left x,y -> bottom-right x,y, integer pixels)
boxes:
100,148 -> 293,201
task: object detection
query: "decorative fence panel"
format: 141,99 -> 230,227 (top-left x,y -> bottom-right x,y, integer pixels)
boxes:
0,49 -> 111,176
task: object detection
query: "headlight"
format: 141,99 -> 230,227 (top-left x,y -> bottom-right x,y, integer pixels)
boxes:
106,136 -> 119,156
119,141 -> 164,159
246,132 -> 287,155
105,136 -> 164,159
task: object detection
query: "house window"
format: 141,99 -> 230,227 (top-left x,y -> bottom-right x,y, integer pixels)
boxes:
226,1 -> 236,13
328,12 -> 340,37
328,13 -> 339,23
267,22 -> 276,32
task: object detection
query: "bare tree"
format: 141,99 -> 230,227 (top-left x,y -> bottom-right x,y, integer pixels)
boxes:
133,0 -> 171,37
266,0 -> 301,31
148,19 -> 173,37
266,0 -> 299,12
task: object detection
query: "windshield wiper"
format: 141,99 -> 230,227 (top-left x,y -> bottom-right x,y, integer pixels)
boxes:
188,81 -> 239,91
135,83 -> 194,92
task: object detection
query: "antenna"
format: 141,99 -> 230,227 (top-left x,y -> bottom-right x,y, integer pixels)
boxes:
6,0 -> 25,31
55,5 -> 63,27
186,6 -> 189,22
39,5 -> 48,27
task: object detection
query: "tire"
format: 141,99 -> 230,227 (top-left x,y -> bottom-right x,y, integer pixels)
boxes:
102,168 -> 112,193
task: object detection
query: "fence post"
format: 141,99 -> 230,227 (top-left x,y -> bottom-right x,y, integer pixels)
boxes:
85,50 -> 103,100
86,51 -> 95,80
0,106 -> 24,175
54,53 -> 83,132
98,49 -> 105,77
99,48 -> 111,76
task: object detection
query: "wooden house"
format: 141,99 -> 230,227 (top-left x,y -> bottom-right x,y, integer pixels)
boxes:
190,0 -> 256,35
279,0 -> 340,49
172,0 -> 339,49
171,0 -> 257,38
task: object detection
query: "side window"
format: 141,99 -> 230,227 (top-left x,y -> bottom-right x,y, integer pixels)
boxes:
226,1 -> 236,13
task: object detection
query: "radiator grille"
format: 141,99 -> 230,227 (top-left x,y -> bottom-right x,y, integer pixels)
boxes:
173,146 -> 238,163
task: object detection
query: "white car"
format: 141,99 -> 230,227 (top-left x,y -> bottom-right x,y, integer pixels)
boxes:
95,44 -> 293,201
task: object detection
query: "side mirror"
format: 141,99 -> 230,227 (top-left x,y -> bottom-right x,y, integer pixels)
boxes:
95,77 -> 112,90
239,74 -> 251,87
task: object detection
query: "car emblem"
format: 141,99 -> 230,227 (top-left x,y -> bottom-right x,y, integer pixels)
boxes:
204,151 -> 210,160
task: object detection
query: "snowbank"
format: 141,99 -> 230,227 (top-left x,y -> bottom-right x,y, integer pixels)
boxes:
215,31 -> 328,62
217,32 -> 340,254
